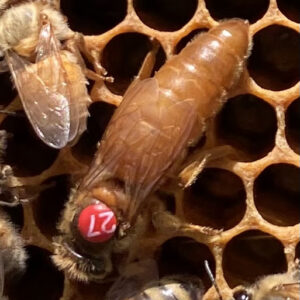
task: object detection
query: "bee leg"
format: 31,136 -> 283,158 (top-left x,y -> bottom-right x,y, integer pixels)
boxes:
24,182 -> 56,198
65,34 -> 114,83
136,38 -> 160,81
123,37 -> 160,93
0,196 -> 19,207
152,210 -> 181,235
152,210 -> 222,238
0,167 -> 22,207
179,154 -> 209,189
179,145 -> 238,188
0,181 -> 55,207
72,33 -> 114,83
115,215 -> 148,256
150,196 -> 221,237
149,196 -> 180,235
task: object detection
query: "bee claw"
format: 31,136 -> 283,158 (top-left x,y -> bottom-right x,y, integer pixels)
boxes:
104,76 -> 114,83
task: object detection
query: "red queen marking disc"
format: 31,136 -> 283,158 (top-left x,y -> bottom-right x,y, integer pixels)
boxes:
77,203 -> 117,243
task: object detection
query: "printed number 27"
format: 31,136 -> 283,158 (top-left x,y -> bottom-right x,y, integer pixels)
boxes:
87,212 -> 116,237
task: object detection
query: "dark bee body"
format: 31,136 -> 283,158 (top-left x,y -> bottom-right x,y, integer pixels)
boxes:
106,272 -> 204,300
0,211 -> 27,300
128,278 -> 202,300
0,131 -> 27,299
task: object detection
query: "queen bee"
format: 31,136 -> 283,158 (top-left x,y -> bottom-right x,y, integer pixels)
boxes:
53,19 -> 251,282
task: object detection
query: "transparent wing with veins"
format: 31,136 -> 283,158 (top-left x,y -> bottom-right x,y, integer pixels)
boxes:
5,21 -> 81,148
81,78 -> 198,221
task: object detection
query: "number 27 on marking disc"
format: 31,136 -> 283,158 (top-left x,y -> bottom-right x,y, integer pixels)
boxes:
77,203 -> 117,243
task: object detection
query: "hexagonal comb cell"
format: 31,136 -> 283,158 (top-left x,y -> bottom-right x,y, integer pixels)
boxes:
0,72 -> 16,107
182,168 -> 246,230
102,33 -> 166,95
216,94 -> 277,161
254,163 -> 300,226
0,115 -> 58,177
223,230 -> 287,287
61,0 -> 127,35
277,0 -> 300,23
156,237 -> 215,290
32,175 -> 71,238
133,0 -> 198,31
248,25 -> 300,91
204,0 -> 269,23
7,246 -> 64,300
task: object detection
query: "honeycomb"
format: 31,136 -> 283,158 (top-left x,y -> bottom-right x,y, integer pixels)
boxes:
0,0 -> 299,299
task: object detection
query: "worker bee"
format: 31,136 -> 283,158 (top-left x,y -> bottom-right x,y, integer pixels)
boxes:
0,0 -> 96,148
105,259 -> 204,300
107,276 -> 204,300
0,210 -> 27,299
233,267 -> 300,300
0,131 -> 27,299
0,129 -> 26,299
53,19 -> 251,281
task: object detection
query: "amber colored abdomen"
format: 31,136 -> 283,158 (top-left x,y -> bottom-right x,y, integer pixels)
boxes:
155,19 -> 249,120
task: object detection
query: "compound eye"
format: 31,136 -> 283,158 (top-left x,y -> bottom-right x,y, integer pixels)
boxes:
77,202 -> 117,243
233,290 -> 251,300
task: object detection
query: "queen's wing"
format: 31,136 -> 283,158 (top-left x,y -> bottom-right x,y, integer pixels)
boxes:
81,78 -> 198,220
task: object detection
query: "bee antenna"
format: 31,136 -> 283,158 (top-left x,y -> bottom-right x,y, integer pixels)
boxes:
63,241 -> 84,260
0,110 -> 24,117
204,260 -> 223,300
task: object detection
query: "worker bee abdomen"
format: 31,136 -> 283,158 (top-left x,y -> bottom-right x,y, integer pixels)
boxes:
129,277 -> 203,300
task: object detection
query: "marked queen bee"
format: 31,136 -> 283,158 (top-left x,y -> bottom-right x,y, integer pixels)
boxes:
53,19 -> 251,282
0,0 -> 101,148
